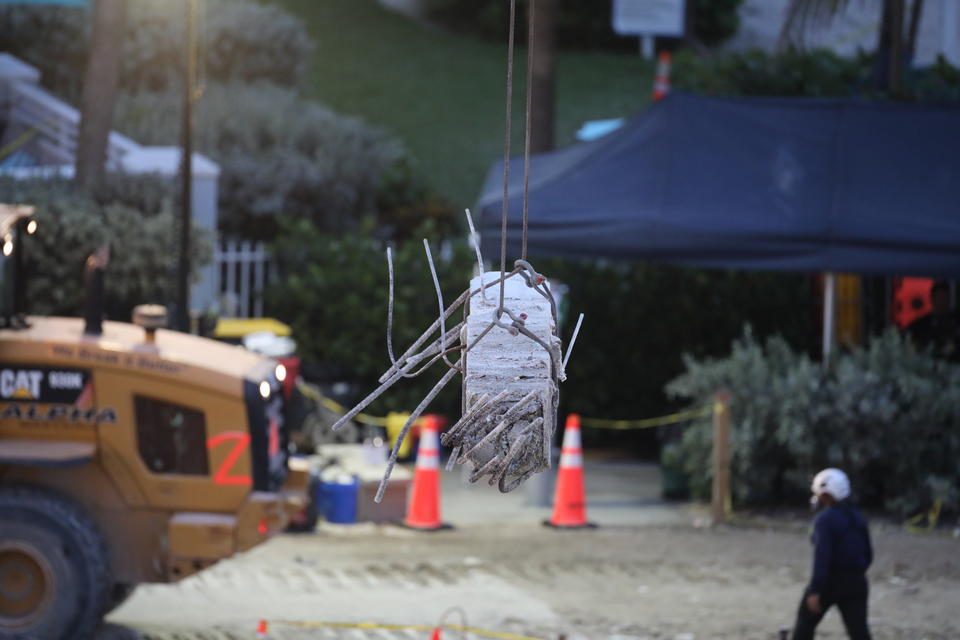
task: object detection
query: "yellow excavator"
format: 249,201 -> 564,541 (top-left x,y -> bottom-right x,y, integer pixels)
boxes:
0,204 -> 309,638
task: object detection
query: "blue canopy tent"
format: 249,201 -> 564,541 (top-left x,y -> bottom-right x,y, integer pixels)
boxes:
477,93 -> 960,278
476,93 -> 960,354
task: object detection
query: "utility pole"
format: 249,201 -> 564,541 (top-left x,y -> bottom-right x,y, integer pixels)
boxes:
888,0 -> 905,94
528,0 -> 556,153
176,0 -> 198,332
75,0 -> 127,190
876,0 -> 910,94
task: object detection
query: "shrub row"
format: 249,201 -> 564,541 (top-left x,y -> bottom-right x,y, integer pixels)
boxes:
673,48 -> 960,100
0,176 -> 210,321
115,83 -> 406,238
266,218 -> 474,416
665,330 -> 960,517
0,0 -> 312,101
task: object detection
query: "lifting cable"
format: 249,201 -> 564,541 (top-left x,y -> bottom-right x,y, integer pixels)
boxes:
522,0 -> 535,261
498,0 -> 518,312
499,0 -> 537,305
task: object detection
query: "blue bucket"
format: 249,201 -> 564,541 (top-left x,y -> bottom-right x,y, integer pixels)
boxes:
318,476 -> 359,524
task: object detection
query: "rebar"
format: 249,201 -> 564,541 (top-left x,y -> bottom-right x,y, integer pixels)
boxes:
375,365 -> 459,502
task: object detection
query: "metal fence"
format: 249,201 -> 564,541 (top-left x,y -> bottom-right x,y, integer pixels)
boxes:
214,239 -> 273,318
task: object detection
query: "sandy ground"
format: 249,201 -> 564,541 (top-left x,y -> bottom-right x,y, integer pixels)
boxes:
102,461 -> 960,640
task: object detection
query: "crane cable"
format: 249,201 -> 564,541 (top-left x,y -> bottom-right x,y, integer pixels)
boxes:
499,0 -> 537,308
522,0 -> 536,261
498,0 -> 517,313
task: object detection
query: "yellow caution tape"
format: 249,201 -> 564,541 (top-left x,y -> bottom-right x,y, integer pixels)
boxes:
269,620 -> 545,640
580,404 -> 718,430
445,624 -> 546,640
319,396 -> 389,427
296,382 -> 426,457
296,381 -> 389,427
0,126 -> 40,162
903,499 -> 943,535
300,377 -> 721,437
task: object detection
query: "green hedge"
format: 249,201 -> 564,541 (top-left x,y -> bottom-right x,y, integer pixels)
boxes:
665,330 -> 960,517
122,0 -> 313,92
536,260 -> 815,440
0,176 -> 210,321
266,219 -> 473,415
114,83 -> 414,239
673,48 -> 960,100
0,0 -> 312,101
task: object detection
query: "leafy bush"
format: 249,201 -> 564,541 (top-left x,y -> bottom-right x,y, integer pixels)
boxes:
423,0 -> 743,51
666,330 -> 960,517
0,0 -> 311,100
0,6 -> 88,101
912,55 -> 960,102
266,218 -> 473,415
122,0 -> 313,91
533,259 -> 815,453
691,0 -> 743,47
0,176 -> 210,321
114,83 -> 408,238
673,48 -> 960,100
673,48 -> 874,97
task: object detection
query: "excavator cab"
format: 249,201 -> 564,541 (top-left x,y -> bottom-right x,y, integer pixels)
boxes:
0,204 -> 35,328
0,202 -> 309,638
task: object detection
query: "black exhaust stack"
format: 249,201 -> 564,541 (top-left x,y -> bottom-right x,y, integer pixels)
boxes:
83,245 -> 110,336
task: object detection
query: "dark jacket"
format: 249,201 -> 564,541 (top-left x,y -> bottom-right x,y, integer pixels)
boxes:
809,502 -> 873,595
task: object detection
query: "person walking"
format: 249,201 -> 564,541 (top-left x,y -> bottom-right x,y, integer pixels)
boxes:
792,468 -> 873,640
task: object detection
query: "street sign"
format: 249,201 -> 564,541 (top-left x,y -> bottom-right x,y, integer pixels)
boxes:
612,0 -> 685,37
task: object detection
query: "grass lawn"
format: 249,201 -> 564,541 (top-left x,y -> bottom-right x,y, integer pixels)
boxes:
269,0 -> 654,206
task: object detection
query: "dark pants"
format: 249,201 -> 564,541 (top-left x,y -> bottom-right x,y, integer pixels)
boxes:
792,574 -> 871,640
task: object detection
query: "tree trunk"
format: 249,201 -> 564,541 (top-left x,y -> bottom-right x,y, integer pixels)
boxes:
74,0 -> 127,190
875,0 -> 908,94
177,0 -> 198,332
906,0 -> 925,61
888,0 -> 905,94
528,0 -> 556,153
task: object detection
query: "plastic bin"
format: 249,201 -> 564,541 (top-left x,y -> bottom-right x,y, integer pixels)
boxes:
318,476 -> 359,524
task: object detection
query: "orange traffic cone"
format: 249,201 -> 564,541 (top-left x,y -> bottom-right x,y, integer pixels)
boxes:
402,415 -> 451,530
431,628 -> 443,640
256,619 -> 269,638
545,414 -> 595,528
652,51 -> 672,101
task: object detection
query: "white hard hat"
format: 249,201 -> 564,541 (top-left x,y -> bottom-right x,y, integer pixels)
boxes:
811,468 -> 851,501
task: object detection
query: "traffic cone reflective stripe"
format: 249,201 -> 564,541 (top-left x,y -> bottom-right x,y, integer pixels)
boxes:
415,422 -> 440,469
546,414 -> 594,528
559,419 -> 582,467
403,415 -> 449,530
652,51 -> 671,101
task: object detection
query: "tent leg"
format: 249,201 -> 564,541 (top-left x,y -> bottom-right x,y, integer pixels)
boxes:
822,272 -> 837,363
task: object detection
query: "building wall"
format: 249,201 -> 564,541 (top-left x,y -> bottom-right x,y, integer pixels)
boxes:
726,0 -> 960,67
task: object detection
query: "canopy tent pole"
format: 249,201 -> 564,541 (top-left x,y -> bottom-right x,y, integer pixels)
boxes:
822,272 -> 837,363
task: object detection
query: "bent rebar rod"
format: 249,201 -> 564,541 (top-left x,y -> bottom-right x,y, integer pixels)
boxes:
378,269 -> 521,383
374,365 -> 459,503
